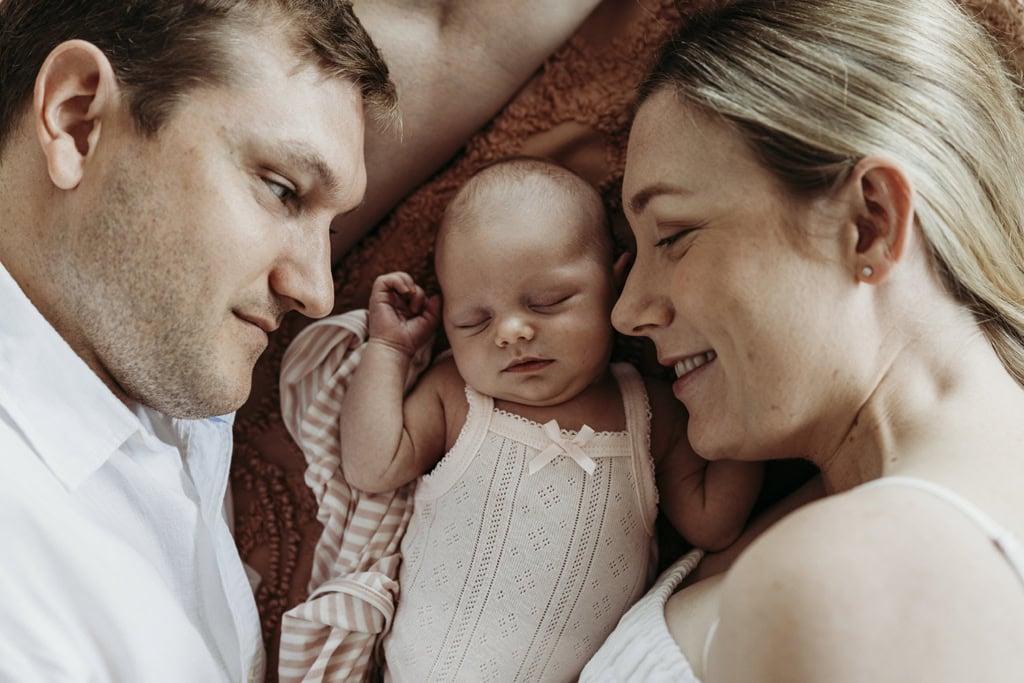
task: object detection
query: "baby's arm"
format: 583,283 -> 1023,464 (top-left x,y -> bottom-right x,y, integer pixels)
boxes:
646,378 -> 764,552
340,272 -> 446,493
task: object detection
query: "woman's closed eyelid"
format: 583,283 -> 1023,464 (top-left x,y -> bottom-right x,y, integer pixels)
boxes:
654,225 -> 701,248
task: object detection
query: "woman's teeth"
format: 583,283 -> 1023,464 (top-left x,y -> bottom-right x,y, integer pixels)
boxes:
675,350 -> 716,377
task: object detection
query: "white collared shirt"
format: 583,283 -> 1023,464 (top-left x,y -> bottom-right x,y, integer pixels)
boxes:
0,262 -> 264,682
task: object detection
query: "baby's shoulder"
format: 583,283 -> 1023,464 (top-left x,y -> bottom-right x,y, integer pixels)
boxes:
419,352 -> 461,385
635,373 -> 688,455
636,374 -> 684,417
417,353 -> 471,424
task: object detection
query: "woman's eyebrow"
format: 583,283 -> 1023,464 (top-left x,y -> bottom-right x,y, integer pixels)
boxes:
627,182 -> 692,215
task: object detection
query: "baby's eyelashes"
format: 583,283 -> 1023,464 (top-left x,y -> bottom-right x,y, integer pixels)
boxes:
530,294 -> 573,311
452,317 -> 491,332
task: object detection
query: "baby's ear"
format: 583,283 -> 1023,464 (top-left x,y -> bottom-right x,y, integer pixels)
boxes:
33,39 -> 121,190
612,251 -> 633,289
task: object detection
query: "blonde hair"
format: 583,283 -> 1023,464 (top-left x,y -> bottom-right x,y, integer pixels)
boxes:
641,0 -> 1024,386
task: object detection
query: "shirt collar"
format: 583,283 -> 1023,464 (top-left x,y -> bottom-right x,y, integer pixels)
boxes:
0,261 -> 144,489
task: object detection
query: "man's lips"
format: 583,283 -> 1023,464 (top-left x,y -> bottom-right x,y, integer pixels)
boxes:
234,313 -> 278,339
234,312 -> 278,335
503,357 -> 553,373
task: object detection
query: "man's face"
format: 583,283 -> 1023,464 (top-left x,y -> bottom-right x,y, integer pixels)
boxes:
54,27 -> 367,418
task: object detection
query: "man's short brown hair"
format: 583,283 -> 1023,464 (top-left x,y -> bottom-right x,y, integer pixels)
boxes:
0,0 -> 398,154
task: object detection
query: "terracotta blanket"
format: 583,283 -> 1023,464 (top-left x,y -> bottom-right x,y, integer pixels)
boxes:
228,0 -> 1024,679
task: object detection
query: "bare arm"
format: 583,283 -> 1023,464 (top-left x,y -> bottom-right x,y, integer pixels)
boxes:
333,0 -> 605,261
339,272 -> 445,492
647,378 -> 764,552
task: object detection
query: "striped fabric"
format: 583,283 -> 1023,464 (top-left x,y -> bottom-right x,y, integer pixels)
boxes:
277,310 -> 432,682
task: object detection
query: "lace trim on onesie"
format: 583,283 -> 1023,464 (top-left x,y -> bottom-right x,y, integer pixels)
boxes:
612,364 -> 659,535
416,385 -> 493,500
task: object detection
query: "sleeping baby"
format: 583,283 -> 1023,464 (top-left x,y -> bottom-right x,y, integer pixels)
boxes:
338,157 -> 763,682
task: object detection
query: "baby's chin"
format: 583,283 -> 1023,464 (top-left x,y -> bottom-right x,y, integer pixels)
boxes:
481,372 -> 611,410
485,388 -> 569,409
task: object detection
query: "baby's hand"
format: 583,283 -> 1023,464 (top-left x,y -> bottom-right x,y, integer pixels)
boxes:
366,272 -> 441,356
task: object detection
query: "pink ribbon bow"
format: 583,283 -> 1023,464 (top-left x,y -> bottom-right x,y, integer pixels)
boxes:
528,419 -> 597,475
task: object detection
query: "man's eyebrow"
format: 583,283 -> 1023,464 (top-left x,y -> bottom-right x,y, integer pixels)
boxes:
627,182 -> 692,215
272,141 -> 342,198
266,140 -> 366,218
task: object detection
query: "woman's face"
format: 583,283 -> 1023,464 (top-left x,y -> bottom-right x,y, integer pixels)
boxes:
613,90 -> 864,462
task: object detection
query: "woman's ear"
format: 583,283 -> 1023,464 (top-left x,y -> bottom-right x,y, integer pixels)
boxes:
33,40 -> 121,190
840,156 -> 915,284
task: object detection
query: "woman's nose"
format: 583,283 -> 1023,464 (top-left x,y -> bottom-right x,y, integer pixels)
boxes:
612,270 -> 672,337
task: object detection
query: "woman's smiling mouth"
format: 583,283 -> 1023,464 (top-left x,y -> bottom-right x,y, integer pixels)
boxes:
674,350 -> 716,378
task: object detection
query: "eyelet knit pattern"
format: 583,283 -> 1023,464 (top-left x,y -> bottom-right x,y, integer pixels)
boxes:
384,364 -> 658,682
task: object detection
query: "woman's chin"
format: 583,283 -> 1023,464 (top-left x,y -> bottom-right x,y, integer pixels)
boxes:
686,423 -> 734,461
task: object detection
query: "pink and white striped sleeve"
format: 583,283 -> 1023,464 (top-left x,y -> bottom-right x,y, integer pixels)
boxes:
277,310 -> 428,682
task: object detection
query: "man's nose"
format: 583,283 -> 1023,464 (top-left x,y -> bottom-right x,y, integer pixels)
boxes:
269,228 -> 334,319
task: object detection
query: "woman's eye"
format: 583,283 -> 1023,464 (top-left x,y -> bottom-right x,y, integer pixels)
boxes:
655,226 -> 700,249
655,233 -> 683,248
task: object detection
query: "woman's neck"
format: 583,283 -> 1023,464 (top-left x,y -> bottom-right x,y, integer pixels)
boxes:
817,320 -> 1024,495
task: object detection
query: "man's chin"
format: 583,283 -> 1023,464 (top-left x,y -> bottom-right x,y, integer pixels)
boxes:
134,372 -> 252,420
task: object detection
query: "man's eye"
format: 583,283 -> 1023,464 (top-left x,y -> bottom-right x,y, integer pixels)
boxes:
264,178 -> 296,204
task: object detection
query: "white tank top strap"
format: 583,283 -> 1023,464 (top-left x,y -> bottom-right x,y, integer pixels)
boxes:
415,384 -> 493,500
859,475 -> 1024,586
611,363 -> 659,536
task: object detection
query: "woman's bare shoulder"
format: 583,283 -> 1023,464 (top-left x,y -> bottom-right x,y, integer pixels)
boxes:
708,484 -> 1024,682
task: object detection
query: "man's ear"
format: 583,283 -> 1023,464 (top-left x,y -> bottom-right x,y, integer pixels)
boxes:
841,156 -> 915,284
33,40 -> 121,190
612,250 -> 633,289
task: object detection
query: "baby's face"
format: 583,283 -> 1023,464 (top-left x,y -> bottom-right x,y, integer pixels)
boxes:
437,202 -> 617,407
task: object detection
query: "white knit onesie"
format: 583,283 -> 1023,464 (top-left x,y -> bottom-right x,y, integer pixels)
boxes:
383,363 -> 659,683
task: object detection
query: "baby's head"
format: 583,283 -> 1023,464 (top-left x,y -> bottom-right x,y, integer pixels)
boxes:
434,157 -> 623,407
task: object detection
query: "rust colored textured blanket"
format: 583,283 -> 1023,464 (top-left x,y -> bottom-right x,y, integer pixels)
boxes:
228,0 -> 1024,678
